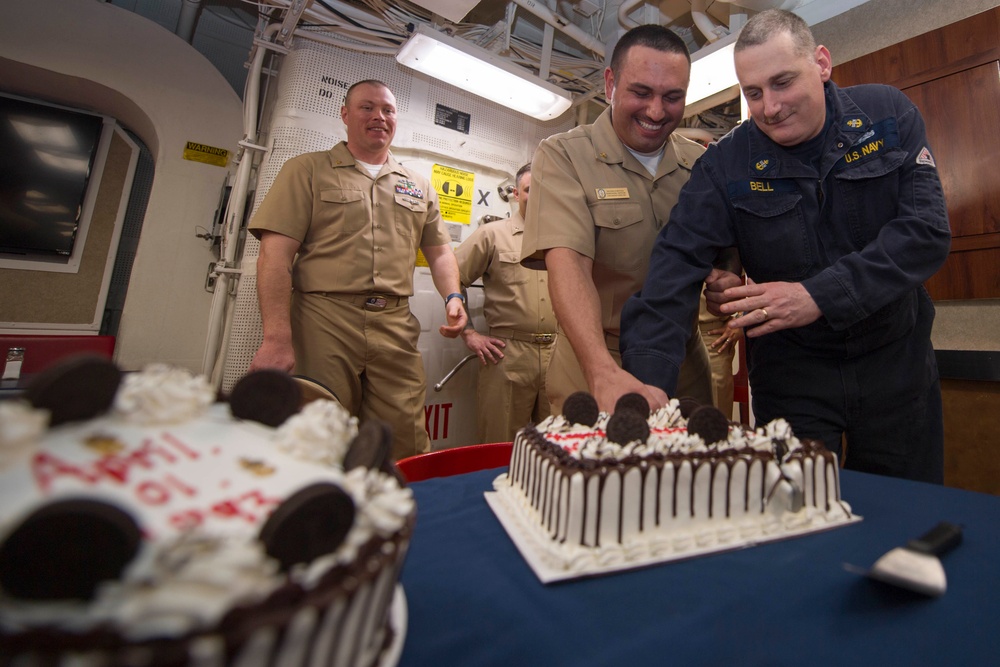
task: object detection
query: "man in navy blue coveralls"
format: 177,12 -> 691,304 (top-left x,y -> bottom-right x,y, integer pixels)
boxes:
620,9 -> 951,483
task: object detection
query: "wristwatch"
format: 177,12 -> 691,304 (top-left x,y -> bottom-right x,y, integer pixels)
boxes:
446,292 -> 465,304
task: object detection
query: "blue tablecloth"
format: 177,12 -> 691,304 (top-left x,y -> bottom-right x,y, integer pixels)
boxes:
399,468 -> 1000,666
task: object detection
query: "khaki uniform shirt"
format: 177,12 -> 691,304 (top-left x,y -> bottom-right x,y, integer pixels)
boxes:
521,108 -> 705,336
455,212 -> 556,335
249,141 -> 450,295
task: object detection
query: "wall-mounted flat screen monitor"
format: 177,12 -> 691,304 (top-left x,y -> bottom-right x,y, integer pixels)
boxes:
0,93 -> 106,263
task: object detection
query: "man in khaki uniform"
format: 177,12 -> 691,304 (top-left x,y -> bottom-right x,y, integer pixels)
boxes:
455,163 -> 556,442
521,25 -> 716,413
248,79 -> 467,460
698,291 -> 742,420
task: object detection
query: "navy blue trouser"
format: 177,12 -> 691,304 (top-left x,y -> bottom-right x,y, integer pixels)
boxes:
747,316 -> 944,485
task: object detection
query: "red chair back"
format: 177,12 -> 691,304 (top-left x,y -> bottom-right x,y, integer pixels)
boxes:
396,442 -> 513,483
1,335 -> 116,376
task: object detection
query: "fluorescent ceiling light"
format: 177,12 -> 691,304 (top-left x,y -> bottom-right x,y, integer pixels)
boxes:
686,39 -> 739,107
9,117 -> 80,150
396,24 -> 573,121
35,148 -> 90,174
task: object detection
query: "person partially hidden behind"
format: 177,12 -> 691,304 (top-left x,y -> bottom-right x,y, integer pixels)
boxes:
455,163 -> 557,443
248,79 -> 467,461
620,10 -> 951,482
698,289 -> 743,421
520,24 -> 715,415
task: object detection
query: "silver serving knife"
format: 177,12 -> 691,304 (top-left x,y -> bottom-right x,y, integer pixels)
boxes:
864,521 -> 963,597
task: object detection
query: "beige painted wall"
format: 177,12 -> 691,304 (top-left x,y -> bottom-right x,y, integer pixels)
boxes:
0,0 -> 243,371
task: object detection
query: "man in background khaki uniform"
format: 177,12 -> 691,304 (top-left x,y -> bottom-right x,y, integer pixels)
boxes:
248,79 -> 467,460
455,163 -> 556,442
521,25 -> 716,414
698,292 -> 742,420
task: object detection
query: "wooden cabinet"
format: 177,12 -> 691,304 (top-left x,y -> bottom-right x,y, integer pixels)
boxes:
941,379 -> 1000,495
832,7 -> 1000,301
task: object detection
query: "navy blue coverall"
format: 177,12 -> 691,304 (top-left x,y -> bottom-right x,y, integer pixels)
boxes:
621,81 -> 951,483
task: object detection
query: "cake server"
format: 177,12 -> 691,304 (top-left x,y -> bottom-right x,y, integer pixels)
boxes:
856,521 -> 963,597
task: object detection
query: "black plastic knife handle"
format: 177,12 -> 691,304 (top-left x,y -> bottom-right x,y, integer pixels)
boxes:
906,521 -> 963,556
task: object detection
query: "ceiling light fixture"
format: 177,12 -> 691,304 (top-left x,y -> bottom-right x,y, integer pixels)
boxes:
395,24 -> 573,121
686,38 -> 740,109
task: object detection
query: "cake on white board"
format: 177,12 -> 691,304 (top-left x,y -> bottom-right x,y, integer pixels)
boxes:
0,358 -> 414,667
487,391 -> 859,583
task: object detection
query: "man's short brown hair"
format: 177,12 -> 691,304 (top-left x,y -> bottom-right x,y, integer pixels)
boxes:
345,79 -> 391,105
735,9 -> 816,57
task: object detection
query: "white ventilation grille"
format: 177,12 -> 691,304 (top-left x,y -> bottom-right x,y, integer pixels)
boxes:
410,131 -> 451,152
222,272 -> 264,392
419,80 -> 522,149
465,147 -> 520,176
254,125 -> 344,210
274,36 -> 413,118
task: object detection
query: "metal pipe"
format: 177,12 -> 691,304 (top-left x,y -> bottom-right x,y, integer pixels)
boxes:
176,0 -> 202,44
434,354 -> 478,392
202,22 -> 282,384
539,22 -> 554,80
511,0 -> 605,57
616,0 -> 645,29
691,0 -> 726,43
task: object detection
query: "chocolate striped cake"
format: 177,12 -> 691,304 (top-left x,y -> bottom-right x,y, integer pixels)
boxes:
493,393 -> 854,574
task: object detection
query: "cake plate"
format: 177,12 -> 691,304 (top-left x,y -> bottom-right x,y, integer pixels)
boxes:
380,585 -> 407,667
486,474 -> 862,584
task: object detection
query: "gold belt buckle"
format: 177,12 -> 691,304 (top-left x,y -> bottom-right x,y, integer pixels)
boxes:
365,296 -> 388,311
532,333 -> 555,344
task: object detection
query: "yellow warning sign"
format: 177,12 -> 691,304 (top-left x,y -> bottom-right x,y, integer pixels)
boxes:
432,164 -> 474,225
183,141 -> 230,167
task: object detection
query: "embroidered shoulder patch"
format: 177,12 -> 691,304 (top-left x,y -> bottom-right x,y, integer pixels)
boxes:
916,146 -> 936,167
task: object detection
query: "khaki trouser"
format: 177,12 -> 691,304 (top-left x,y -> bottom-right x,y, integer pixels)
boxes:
545,318 -> 713,414
475,335 -> 554,443
291,291 -> 430,461
699,314 -> 736,420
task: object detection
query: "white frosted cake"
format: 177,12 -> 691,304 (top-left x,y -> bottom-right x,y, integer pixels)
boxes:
0,361 -> 414,667
491,393 -> 855,577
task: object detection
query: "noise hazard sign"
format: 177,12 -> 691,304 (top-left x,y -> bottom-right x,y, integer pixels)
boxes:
433,164 -> 474,225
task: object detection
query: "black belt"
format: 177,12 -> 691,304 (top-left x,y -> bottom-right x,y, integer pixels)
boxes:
323,293 -> 409,311
490,328 -> 557,345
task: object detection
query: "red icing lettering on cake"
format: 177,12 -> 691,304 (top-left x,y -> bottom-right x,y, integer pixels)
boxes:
31,452 -> 100,489
160,432 -> 201,459
168,489 -> 281,531
33,435 -> 199,494
135,474 -> 196,505
548,425 -> 688,453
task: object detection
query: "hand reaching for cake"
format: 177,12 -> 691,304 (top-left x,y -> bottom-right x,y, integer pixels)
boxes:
590,365 -> 668,414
